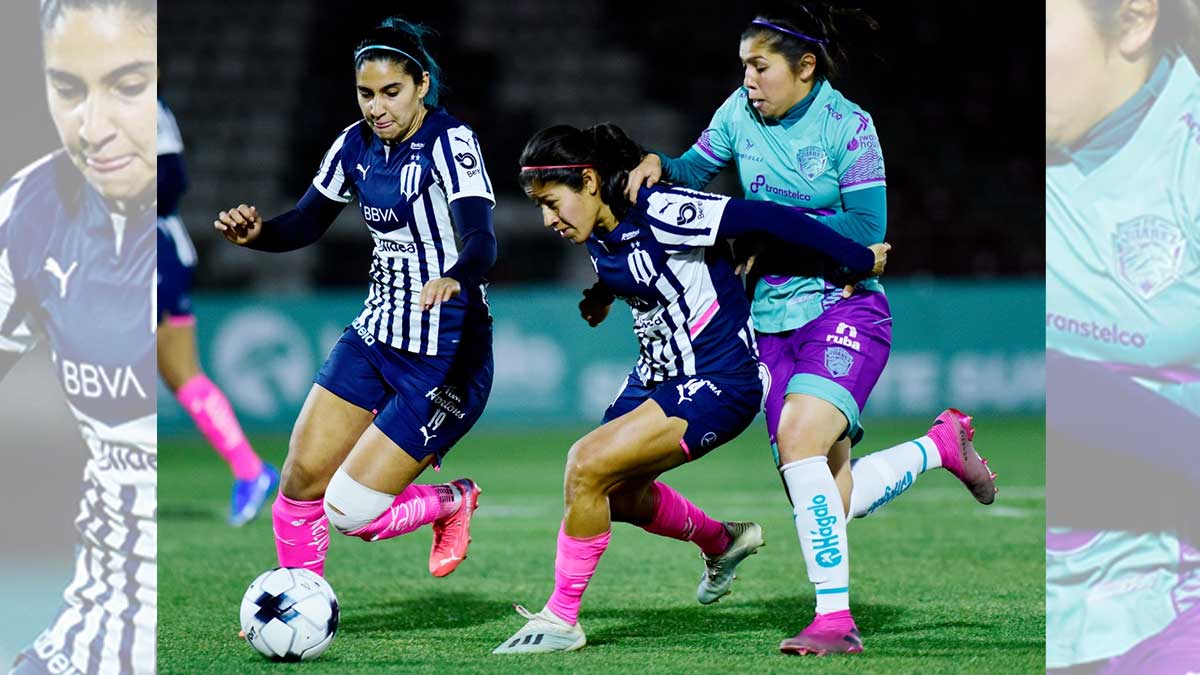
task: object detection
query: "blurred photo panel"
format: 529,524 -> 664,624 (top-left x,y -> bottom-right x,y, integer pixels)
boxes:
1046,0 -> 1200,672
0,1 -> 157,673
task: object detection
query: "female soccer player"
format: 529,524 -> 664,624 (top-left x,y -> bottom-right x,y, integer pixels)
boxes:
1046,0 -> 1200,671
1,1 -> 157,673
158,97 -> 278,527
214,19 -> 496,579
492,123 -> 889,654
623,5 -> 996,654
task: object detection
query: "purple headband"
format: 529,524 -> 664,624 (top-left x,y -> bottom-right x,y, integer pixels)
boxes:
751,18 -> 827,45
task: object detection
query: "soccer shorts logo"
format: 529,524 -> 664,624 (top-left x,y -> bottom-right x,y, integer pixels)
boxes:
824,347 -> 854,378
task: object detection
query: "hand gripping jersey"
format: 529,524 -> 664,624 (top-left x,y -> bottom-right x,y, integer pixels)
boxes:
312,109 -> 495,356
693,83 -> 887,332
587,185 -> 757,384
1046,55 -> 1200,668
0,153 -> 156,675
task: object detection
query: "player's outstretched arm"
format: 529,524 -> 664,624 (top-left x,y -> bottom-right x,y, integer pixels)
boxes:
214,185 -> 346,252
719,197 -> 887,275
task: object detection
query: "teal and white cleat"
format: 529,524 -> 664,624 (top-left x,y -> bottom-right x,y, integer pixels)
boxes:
697,521 -> 764,605
492,605 -> 586,654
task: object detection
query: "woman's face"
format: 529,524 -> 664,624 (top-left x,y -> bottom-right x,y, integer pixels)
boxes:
356,59 -> 429,142
525,174 -> 603,245
1045,0 -> 1158,147
739,36 -> 815,119
43,6 -> 157,202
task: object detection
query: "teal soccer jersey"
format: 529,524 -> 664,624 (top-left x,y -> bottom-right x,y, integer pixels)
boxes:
692,83 -> 887,332
1046,55 -> 1200,668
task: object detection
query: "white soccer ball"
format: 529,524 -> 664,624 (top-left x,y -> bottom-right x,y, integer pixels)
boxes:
239,567 -> 339,661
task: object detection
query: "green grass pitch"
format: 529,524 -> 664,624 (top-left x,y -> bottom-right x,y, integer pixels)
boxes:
159,416 -> 1045,674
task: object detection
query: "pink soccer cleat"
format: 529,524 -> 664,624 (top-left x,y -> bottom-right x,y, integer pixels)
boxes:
429,478 -> 481,577
927,408 -> 997,505
780,610 -> 864,656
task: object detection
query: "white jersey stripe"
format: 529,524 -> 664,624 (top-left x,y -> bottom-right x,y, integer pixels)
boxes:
159,214 -> 197,266
312,128 -> 353,203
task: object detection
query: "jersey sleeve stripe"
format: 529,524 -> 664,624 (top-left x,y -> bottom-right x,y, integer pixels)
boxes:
650,221 -> 714,237
472,135 -> 493,193
692,141 -> 725,165
436,136 -> 461,194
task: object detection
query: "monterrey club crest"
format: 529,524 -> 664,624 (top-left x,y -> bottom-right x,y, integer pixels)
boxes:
824,347 -> 854,378
1111,215 -> 1187,300
796,146 -> 828,181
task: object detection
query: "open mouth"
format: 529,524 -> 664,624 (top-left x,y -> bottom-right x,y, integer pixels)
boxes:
84,155 -> 134,173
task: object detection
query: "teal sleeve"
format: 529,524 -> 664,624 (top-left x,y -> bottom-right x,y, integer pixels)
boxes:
656,149 -> 724,191
817,186 -> 887,246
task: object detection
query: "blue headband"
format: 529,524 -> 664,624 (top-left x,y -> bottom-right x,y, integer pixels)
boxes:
354,44 -> 426,71
751,19 -> 827,45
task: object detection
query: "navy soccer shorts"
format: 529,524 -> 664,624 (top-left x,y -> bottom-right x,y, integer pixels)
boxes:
316,322 -> 493,464
603,370 -> 762,461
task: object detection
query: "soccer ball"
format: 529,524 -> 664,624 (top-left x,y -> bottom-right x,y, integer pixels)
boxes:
239,567 -> 339,661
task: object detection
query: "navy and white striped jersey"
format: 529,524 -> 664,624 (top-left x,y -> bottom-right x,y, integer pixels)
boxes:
312,109 -> 495,356
588,185 -> 757,384
0,152 -> 156,675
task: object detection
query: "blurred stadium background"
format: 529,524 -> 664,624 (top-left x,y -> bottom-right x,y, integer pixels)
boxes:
154,0 -> 1046,671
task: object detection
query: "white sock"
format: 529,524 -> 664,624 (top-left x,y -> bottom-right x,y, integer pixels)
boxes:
848,436 -> 940,519
781,456 -> 850,614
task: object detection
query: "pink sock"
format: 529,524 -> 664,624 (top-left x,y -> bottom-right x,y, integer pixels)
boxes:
272,494 -> 329,576
545,525 -> 610,625
344,484 -> 453,542
640,482 -> 731,555
176,373 -> 262,480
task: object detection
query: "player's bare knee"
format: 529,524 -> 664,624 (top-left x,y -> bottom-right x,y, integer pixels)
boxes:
564,438 -> 611,500
323,467 -> 392,538
279,455 -> 323,500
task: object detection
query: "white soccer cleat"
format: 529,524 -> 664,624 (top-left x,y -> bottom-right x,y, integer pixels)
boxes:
492,604 -> 586,654
697,521 -> 764,605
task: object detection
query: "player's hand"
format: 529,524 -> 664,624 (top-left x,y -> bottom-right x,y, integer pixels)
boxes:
420,277 -> 461,311
579,286 -> 612,327
624,153 -> 663,203
214,204 -> 263,245
734,255 -> 757,277
869,242 -> 891,276
840,242 -> 892,299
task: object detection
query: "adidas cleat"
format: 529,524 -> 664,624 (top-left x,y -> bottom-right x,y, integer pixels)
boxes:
697,521 -> 764,605
492,604 -> 586,654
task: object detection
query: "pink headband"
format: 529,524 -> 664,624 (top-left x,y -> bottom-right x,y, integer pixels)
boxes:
520,164 -> 594,171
